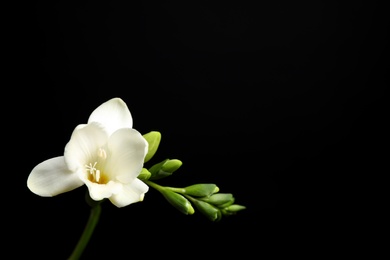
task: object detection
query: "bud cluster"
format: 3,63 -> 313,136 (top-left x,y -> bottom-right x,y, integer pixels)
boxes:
179,184 -> 246,221
141,131 -> 246,221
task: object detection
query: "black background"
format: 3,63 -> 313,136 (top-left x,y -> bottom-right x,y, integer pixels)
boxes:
9,1 -> 388,259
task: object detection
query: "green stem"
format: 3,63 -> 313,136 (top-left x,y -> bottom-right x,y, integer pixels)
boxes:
144,180 -> 164,192
145,180 -> 185,194
68,204 -> 102,260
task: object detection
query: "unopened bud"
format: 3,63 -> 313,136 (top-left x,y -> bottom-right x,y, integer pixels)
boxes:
148,159 -> 170,179
193,200 -> 222,222
160,189 -> 195,215
143,131 -> 161,163
225,204 -> 246,212
183,184 -> 219,197
221,204 -> 246,216
217,197 -> 235,208
204,193 -> 234,206
137,168 -> 151,181
161,159 -> 182,173
148,159 -> 183,180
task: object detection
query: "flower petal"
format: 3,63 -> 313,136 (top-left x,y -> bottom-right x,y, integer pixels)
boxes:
27,156 -> 84,197
64,123 -> 108,172
107,128 -> 148,183
88,98 -> 133,136
109,178 -> 149,207
85,181 -> 123,201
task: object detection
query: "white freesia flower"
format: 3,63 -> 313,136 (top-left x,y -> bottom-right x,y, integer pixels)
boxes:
27,97 -> 149,207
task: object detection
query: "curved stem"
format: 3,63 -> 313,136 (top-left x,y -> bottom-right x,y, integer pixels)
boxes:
68,204 -> 102,260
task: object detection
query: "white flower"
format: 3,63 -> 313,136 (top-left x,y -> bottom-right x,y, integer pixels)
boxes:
27,97 -> 149,208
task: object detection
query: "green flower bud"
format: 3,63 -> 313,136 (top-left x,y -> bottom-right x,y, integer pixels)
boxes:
216,197 -> 235,208
183,184 -> 219,197
148,159 -> 170,180
193,199 -> 222,222
148,159 -> 166,175
148,159 -> 182,180
161,159 -> 182,173
225,204 -> 246,212
202,193 -> 234,206
143,131 -> 161,163
137,168 -> 151,181
221,204 -> 246,216
160,189 -> 195,215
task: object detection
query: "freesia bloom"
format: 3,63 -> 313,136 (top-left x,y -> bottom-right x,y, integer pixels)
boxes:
27,97 -> 149,207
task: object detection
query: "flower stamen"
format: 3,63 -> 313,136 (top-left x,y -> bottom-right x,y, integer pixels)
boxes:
98,148 -> 107,159
95,170 -> 100,182
86,162 -> 97,174
85,162 -> 100,182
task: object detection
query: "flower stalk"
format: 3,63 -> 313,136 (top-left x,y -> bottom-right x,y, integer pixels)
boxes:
68,203 -> 102,260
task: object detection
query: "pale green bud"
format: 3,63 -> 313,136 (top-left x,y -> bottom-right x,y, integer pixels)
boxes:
160,189 -> 195,215
161,159 -> 182,173
148,159 -> 182,180
192,199 -> 222,222
216,197 -> 235,208
225,204 -> 246,212
137,168 -> 151,181
148,159 -> 170,180
221,204 -> 246,216
148,159 -> 167,175
143,131 -> 161,163
202,193 -> 234,206
183,184 -> 219,197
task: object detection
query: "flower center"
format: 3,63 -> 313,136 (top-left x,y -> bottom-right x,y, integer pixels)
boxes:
85,148 -> 109,184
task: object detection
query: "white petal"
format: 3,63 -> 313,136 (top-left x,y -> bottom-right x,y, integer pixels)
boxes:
84,181 -> 123,201
64,123 -> 108,172
27,156 -> 84,197
88,98 -> 133,136
109,178 -> 149,207
107,128 -> 148,183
